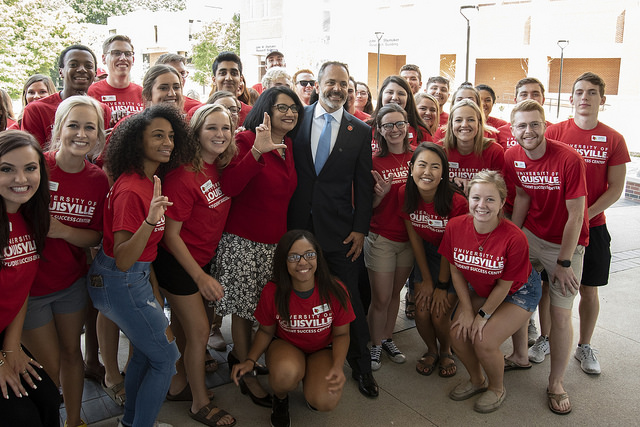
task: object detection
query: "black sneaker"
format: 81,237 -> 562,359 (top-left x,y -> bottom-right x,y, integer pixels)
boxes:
271,394 -> 290,427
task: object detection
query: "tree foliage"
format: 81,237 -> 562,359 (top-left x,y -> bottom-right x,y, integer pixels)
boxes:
69,0 -> 186,25
191,13 -> 240,87
0,0 -> 83,97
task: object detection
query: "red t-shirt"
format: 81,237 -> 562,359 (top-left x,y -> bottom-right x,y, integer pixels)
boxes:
102,173 -> 165,262
254,281 -> 355,354
439,111 -> 449,126
1,213 -> 40,332
183,96 -> 203,116
486,116 -> 508,129
21,92 -> 112,148
32,153 -> 109,296
238,101 -> 252,127
546,119 -> 630,227
439,215 -> 531,297
87,80 -> 145,126
370,152 -> 411,242
252,83 -> 263,94
399,186 -> 468,246
503,139 -> 589,246
447,141 -> 505,182
161,163 -> 231,265
221,130 -> 297,244
353,109 -> 370,122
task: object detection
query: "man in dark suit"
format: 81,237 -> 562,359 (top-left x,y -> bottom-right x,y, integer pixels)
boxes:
288,61 -> 377,398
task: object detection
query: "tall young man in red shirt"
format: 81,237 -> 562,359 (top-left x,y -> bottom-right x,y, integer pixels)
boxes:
504,100 -> 588,415
425,76 -> 450,126
211,52 -> 252,126
88,35 -> 145,127
400,64 -> 422,95
546,72 -> 630,375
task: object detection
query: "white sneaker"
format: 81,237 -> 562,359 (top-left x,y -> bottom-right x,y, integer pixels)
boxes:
527,319 -> 538,347
381,339 -> 406,364
528,336 -> 550,363
370,345 -> 382,371
574,344 -> 601,374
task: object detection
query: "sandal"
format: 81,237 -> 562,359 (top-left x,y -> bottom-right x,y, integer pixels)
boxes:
83,362 -> 105,383
190,401 -> 236,427
439,353 -> 457,378
547,389 -> 572,415
405,292 -> 416,320
102,380 -> 125,407
167,384 -> 216,401
416,352 -> 439,376
504,357 -> 532,371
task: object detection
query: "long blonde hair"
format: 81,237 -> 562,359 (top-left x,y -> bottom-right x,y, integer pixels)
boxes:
189,104 -> 237,171
442,99 -> 491,157
49,95 -> 106,161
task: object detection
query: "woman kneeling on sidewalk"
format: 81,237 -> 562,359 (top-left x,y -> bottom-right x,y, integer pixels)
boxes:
231,230 -> 354,427
440,171 -> 541,413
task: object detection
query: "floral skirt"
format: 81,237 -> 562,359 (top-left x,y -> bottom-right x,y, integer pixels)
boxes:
211,232 -> 276,320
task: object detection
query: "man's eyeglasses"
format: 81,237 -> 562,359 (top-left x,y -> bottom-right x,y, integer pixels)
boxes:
286,252 -> 317,263
514,121 -> 543,132
297,80 -> 315,87
274,104 -> 300,113
380,121 -> 408,131
108,50 -> 134,58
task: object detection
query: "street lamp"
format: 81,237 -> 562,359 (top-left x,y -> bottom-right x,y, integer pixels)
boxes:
375,32 -> 384,94
460,5 -> 478,83
557,40 -> 569,118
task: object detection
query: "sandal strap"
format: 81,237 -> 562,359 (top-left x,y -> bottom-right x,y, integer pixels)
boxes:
192,402 -> 234,426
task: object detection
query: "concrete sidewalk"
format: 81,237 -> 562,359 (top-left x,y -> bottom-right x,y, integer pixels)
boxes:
89,197 -> 640,426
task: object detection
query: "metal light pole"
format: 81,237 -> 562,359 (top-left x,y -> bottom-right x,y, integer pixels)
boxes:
557,40 -> 569,118
375,32 -> 384,94
460,5 -> 478,83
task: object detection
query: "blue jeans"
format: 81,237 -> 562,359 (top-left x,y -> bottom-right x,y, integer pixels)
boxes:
88,249 -> 179,427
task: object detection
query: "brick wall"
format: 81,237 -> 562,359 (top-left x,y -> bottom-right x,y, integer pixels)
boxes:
625,177 -> 640,202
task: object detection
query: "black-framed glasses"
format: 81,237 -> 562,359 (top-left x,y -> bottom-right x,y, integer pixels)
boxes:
287,251 -> 317,263
274,104 -> 299,113
380,121 -> 408,131
179,70 -> 189,78
297,80 -> 315,87
108,50 -> 134,58
514,121 -> 543,132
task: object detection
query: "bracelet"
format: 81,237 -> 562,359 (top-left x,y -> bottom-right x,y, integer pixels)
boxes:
245,358 -> 257,368
0,359 -> 4,367
435,280 -> 449,290
251,145 -> 262,156
1,349 -> 20,358
144,219 -> 157,227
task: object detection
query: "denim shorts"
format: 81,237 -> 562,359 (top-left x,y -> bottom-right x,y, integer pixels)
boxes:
504,267 -> 542,313
412,239 -> 456,295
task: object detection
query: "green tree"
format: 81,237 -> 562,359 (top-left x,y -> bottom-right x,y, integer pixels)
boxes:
191,13 -> 240,88
69,0 -> 186,25
0,0 -> 82,97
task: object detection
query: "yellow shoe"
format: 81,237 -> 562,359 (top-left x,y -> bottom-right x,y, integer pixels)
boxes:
64,420 -> 87,427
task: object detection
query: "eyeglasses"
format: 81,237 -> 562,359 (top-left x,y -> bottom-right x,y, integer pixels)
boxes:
514,121 -> 543,132
274,104 -> 300,113
286,251 -> 317,263
108,50 -> 134,58
297,80 -> 315,87
356,91 -> 368,97
380,121 -> 408,131
179,70 -> 189,78
226,106 -> 239,114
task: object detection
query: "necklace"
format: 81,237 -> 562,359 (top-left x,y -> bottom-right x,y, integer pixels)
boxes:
391,151 -> 411,170
473,221 -> 498,252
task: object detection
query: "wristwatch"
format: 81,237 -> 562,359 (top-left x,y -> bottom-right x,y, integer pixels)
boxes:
556,259 -> 571,268
478,308 -> 491,319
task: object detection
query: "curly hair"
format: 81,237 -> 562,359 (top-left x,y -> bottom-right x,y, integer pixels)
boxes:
272,230 -> 350,324
189,104 -> 237,171
49,96 -> 106,161
105,104 -> 195,181
369,76 -> 430,141
0,130 -> 50,267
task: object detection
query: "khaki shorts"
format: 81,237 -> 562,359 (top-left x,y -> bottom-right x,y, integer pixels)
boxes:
364,233 -> 414,273
523,227 -> 584,310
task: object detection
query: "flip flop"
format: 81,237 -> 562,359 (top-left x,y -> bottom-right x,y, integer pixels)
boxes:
547,389 -> 572,415
504,358 -> 532,371
439,354 -> 457,378
416,352 -> 439,376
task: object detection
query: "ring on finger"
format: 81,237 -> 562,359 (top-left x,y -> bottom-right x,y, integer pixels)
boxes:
22,370 -> 28,375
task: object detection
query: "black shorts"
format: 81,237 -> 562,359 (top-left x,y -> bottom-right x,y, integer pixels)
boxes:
581,224 -> 611,287
153,245 -> 211,296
